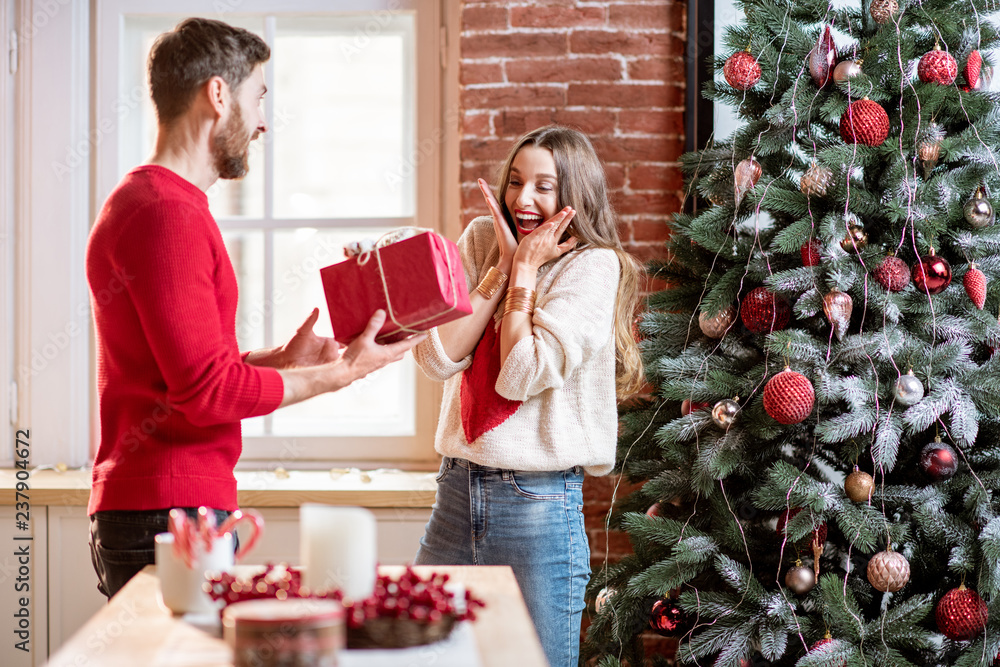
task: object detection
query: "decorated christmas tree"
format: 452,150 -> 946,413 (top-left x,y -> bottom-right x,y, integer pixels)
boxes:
583,0 -> 1000,665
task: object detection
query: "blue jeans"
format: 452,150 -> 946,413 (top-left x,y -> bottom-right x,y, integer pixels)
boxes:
89,507 -> 236,599
415,457 -> 590,667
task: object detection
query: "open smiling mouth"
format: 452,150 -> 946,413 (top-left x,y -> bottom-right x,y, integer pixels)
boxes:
514,211 -> 544,235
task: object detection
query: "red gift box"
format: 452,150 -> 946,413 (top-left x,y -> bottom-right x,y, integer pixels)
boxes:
320,231 -> 472,344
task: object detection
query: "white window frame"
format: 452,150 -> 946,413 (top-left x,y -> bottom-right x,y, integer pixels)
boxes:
1,2 -> 15,467
15,0 -> 461,469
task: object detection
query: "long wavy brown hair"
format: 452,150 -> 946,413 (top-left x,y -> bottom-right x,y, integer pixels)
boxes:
494,125 -> 645,397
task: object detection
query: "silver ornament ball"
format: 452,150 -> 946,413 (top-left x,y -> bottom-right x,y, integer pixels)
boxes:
895,373 -> 924,406
595,587 -> 615,613
964,194 -> 994,228
785,564 -> 816,594
711,399 -> 740,429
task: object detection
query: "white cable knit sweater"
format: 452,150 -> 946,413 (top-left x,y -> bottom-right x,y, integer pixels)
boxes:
413,215 -> 619,476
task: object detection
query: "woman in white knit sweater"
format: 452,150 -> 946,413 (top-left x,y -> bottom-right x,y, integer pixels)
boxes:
412,125 -> 644,667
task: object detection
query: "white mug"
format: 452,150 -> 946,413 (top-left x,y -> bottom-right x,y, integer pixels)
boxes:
155,531 -> 234,615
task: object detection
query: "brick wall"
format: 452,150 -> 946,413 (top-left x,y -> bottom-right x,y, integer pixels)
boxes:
457,1 -> 687,661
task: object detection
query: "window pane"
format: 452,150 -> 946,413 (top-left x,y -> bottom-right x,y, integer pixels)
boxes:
273,14 -> 415,219
121,16 -> 265,219
270,228 -> 416,437
223,230 -> 266,437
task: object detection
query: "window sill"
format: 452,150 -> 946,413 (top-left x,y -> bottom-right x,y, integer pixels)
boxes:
0,468 -> 438,508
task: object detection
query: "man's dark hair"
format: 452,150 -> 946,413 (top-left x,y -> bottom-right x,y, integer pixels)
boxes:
147,18 -> 270,125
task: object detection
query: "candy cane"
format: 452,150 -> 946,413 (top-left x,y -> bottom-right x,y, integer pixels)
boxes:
168,508 -> 193,568
217,508 -> 265,562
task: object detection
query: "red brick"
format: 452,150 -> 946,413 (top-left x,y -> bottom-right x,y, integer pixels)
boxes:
603,163 -> 627,190
461,62 -> 505,86
570,30 -> 677,57
551,108 -> 617,135
628,243 -> 671,262
460,163 -> 503,184
617,192 -> 679,215
629,164 -> 685,191
631,217 -> 672,241
589,527 -> 634,552
643,635 -> 680,659
510,5 -> 606,29
593,136 -> 684,162
495,109 -> 556,138
628,57 -> 685,82
619,109 -> 685,135
461,111 -> 493,138
463,84 -> 567,110
460,137 -> 515,162
461,32 -> 568,59
584,474 -> 645,498
568,83 -> 679,108
507,56 -> 622,83
609,4 -> 683,31
462,4 -> 508,32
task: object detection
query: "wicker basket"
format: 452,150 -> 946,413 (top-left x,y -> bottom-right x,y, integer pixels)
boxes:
348,614 -> 457,649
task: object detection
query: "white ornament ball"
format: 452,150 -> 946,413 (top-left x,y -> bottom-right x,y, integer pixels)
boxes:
895,373 -> 924,406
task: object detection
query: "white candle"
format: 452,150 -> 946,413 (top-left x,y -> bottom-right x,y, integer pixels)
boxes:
300,504 -> 377,600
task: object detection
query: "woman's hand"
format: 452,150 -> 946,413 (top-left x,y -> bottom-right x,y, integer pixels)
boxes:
478,179 -> 518,274
512,207 -> 578,272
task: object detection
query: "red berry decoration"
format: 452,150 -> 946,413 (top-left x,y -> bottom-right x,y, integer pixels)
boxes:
936,585 -> 988,640
763,369 -> 815,424
919,45 -> 958,85
874,256 -> 911,292
724,51 -> 762,90
840,99 -> 890,146
963,50 -> 983,91
921,438 -> 958,481
801,239 -> 822,267
964,264 -> 987,309
740,287 -> 791,333
912,251 -> 952,295
649,598 -> 693,637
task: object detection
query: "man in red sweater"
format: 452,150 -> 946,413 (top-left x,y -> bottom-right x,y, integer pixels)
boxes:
86,17 -> 425,598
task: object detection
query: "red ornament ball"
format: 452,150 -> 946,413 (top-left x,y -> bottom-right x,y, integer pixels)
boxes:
874,256 -> 911,292
740,287 -> 791,333
649,598 -> 692,637
964,50 -> 983,91
921,440 -> 958,481
801,239 -> 822,267
919,47 -> 958,85
808,637 -> 846,666
936,586 -> 988,640
763,370 -> 815,424
912,253 -> 953,295
724,51 -> 762,90
964,266 -> 987,310
840,99 -> 890,146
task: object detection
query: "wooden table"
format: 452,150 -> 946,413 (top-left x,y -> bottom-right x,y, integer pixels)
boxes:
44,565 -> 548,667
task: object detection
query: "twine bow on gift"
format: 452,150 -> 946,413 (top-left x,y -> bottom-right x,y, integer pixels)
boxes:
353,227 -> 461,341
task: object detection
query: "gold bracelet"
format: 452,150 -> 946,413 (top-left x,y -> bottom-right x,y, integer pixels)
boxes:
504,287 -> 536,317
476,266 -> 509,299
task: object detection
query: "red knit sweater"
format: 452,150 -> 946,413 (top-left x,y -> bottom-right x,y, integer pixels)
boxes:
86,166 -> 284,514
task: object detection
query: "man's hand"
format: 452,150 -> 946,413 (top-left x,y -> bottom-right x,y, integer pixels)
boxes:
276,310 -> 426,408
280,308 -> 343,367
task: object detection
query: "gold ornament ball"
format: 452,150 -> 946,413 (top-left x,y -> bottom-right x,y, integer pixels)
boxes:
840,225 -> 868,253
867,550 -> 910,592
870,0 -> 898,23
844,470 -> 874,502
785,564 -> 816,594
698,305 -> 737,339
833,60 -> 862,83
800,163 -> 833,198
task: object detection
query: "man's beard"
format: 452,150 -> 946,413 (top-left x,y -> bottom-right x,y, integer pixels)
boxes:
212,103 -> 253,180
